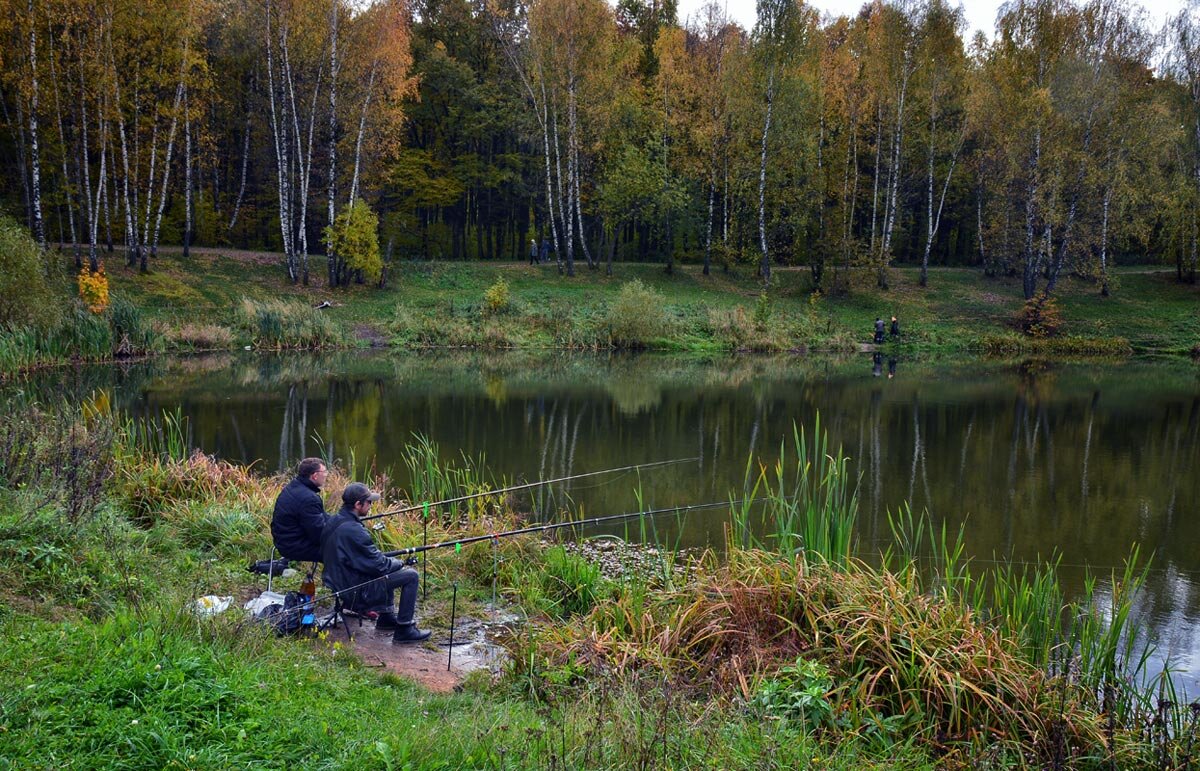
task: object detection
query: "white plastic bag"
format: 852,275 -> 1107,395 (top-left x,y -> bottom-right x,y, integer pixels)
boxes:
244,591 -> 286,615
191,595 -> 234,616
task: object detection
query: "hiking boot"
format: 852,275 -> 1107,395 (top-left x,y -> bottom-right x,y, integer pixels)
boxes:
374,611 -> 400,631
392,623 -> 432,644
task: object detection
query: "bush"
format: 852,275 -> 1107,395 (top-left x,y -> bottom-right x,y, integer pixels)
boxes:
483,277 -> 512,315
0,214 -> 62,329
1017,295 -> 1063,338
0,406 -> 113,525
751,658 -> 836,728
753,291 -> 772,332
77,264 -> 109,314
607,279 -> 670,348
325,199 -> 382,285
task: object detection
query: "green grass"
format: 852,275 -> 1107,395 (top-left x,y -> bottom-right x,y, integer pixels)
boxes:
14,248 -> 1186,368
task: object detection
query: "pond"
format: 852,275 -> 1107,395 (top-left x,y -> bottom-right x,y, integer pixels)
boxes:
17,350 -> 1200,690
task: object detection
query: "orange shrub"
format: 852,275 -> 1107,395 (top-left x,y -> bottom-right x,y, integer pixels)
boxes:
77,264 -> 110,314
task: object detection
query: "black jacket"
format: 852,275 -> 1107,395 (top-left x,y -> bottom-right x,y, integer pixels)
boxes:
270,477 -> 328,562
320,506 -> 404,612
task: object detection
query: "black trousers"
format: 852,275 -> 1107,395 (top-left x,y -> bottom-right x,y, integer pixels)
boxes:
378,568 -> 420,622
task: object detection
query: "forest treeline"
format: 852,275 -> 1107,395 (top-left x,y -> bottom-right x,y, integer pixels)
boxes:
3,0 -> 1200,298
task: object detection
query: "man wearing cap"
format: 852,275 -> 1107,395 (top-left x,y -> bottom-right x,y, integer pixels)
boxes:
320,482 -> 431,643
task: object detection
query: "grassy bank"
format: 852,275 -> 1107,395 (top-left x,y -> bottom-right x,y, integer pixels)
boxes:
113,252 -> 1196,354
4,246 -> 1199,374
2,406 -> 1198,768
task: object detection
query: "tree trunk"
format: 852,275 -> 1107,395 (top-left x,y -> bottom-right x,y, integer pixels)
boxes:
79,95 -> 97,270
49,34 -> 79,265
326,0 -> 339,286
570,79 -> 592,271
879,61 -> 910,291
1099,186 -> 1111,297
27,0 -> 45,249
1021,128 -> 1042,301
183,85 -> 192,258
704,174 -> 714,276
869,102 -> 882,257
265,2 -> 296,282
228,113 -> 251,234
757,69 -> 774,284
148,82 -> 185,270
552,96 -> 571,276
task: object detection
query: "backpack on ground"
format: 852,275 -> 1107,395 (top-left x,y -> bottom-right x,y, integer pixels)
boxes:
263,590 -> 315,636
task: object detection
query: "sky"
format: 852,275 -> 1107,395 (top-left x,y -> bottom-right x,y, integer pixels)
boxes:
672,0 -> 1190,41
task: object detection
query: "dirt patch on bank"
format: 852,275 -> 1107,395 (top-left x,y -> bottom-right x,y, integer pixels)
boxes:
320,608 -> 514,693
354,324 -> 389,347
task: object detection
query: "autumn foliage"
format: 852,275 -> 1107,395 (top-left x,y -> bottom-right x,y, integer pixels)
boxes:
77,265 -> 109,315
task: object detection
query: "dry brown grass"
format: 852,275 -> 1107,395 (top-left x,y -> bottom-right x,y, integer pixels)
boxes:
527,549 -> 1104,761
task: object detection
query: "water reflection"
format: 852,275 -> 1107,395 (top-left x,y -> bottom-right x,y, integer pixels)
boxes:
9,350 -> 1200,688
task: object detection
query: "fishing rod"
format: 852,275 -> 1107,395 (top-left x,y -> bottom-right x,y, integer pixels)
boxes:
252,497 -> 746,630
361,457 -> 698,523
383,498 -> 742,558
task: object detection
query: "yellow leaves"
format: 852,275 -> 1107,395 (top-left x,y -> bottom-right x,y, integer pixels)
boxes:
77,263 -> 110,314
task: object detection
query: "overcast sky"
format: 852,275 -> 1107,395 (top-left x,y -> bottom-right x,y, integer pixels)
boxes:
673,0 -> 1190,40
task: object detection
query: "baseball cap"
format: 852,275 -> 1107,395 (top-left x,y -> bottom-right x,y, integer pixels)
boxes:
342,482 -> 381,505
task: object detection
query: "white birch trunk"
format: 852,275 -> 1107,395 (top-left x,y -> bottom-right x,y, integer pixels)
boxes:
80,95 -> 96,269
326,0 -> 339,286
552,96 -> 569,275
758,69 -> 774,283
183,85 -> 192,258
227,114 -> 250,232
568,72 -> 591,271
49,34 -> 79,263
869,103 -> 882,256
1100,185 -> 1111,296
265,1 -> 296,281
149,82 -> 184,266
27,0 -> 45,248
348,62 -> 376,208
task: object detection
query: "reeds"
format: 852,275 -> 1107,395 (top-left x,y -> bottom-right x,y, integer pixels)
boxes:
731,416 -> 858,565
0,298 -> 164,375
398,433 -> 500,525
234,297 -> 342,350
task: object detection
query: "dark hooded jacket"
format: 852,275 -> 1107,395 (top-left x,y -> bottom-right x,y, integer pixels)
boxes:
271,476 -> 328,562
320,505 -> 404,612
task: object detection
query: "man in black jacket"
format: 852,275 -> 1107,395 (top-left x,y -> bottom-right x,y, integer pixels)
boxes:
271,458 -> 330,563
321,482 -> 431,643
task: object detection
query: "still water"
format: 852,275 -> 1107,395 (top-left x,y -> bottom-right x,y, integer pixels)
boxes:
19,350 -> 1200,689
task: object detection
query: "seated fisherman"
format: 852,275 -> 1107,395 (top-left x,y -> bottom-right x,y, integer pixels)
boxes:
271,457 -> 330,563
321,482 -> 431,644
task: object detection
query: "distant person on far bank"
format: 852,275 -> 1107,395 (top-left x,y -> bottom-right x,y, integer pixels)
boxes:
890,315 -> 900,340
874,317 -> 885,344
271,457 -> 330,563
529,238 -> 539,265
539,239 -> 550,264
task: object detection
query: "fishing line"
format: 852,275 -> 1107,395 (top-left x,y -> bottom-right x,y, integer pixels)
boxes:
361,457 -> 698,524
254,497 -> 744,626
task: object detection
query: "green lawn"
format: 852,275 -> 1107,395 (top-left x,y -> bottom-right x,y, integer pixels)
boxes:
31,247 -> 1200,359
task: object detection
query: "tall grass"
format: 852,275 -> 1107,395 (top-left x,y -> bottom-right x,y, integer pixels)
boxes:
731,417 -> 858,565
234,297 -> 342,350
884,503 -> 1168,749
398,433 -> 500,525
0,299 -> 164,374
